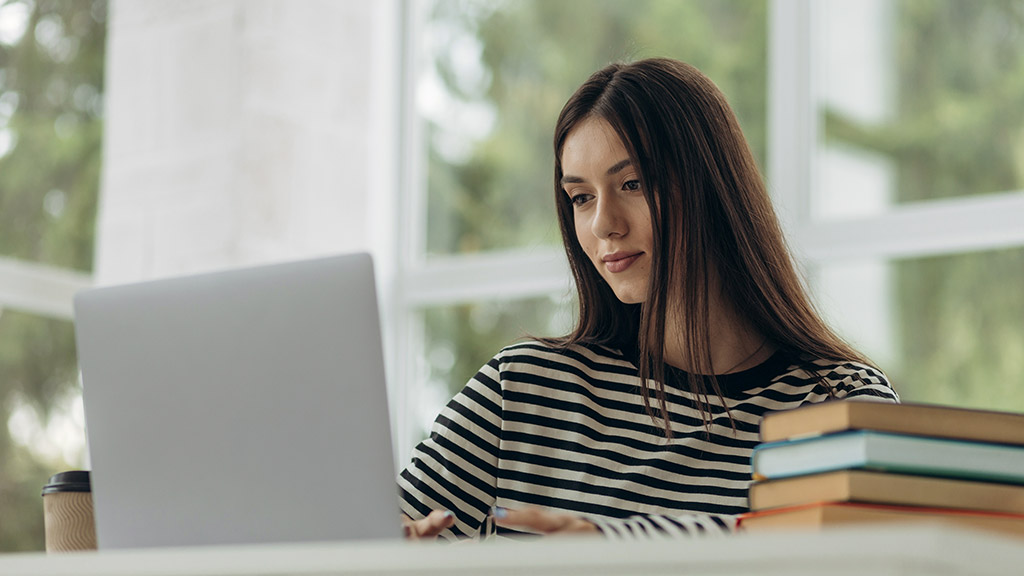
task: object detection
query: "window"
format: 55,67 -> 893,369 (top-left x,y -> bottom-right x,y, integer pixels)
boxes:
418,0 -> 768,257
0,0 -> 105,551
802,0 -> 1024,410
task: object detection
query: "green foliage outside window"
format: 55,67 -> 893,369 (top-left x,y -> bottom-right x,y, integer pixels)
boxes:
422,0 -> 767,257
424,296 -> 572,403
823,0 -> 1024,409
0,0 -> 106,551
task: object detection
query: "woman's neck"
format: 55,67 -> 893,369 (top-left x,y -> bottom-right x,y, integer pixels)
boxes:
662,292 -> 773,375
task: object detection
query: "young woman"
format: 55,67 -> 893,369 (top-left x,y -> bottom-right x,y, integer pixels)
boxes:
399,58 -> 897,540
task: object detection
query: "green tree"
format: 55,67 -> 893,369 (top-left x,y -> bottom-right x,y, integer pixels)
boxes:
0,0 -> 106,551
824,0 -> 1024,410
425,0 -> 767,257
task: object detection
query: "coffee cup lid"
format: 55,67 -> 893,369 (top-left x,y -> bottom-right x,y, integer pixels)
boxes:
42,470 -> 91,495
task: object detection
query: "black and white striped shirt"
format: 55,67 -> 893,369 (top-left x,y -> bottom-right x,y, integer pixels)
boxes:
398,341 -> 897,539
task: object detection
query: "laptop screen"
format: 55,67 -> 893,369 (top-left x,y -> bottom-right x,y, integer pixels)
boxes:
74,253 -> 401,548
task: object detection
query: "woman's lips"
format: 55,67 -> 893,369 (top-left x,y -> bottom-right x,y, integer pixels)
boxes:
603,253 -> 642,273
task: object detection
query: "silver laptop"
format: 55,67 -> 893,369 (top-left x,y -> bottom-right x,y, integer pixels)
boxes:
74,252 -> 401,549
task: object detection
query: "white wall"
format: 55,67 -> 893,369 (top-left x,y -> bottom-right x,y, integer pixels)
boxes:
97,0 -> 398,284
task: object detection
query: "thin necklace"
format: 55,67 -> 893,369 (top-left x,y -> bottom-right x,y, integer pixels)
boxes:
720,337 -> 768,374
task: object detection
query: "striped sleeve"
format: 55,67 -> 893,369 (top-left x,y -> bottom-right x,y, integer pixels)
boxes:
591,512 -> 736,539
827,361 -> 900,403
397,357 -> 503,540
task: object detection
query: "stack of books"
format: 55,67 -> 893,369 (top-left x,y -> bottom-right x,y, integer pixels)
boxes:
738,400 -> 1024,537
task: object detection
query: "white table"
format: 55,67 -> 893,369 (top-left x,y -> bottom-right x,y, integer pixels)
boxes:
3,524 -> 1022,575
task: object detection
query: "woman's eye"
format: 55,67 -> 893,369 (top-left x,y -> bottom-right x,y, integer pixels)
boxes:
570,193 -> 592,206
623,180 -> 641,191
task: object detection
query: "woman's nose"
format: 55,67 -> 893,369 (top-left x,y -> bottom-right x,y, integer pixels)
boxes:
592,193 -> 628,238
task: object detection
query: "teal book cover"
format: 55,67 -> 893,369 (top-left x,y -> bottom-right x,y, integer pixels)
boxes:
752,430 -> 1024,483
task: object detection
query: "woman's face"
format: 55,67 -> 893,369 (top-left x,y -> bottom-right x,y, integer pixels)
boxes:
561,117 -> 654,304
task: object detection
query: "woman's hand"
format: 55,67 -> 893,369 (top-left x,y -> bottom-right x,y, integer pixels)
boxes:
492,506 -> 599,535
402,510 -> 455,540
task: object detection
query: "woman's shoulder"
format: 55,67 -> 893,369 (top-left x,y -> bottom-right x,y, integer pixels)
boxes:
491,339 -> 636,377
778,352 -> 899,402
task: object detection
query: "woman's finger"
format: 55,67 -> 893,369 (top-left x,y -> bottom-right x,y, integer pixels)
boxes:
402,510 -> 455,540
492,506 -> 598,534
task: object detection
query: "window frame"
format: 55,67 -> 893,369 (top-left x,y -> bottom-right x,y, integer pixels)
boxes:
0,257 -> 91,319
769,0 -> 1024,268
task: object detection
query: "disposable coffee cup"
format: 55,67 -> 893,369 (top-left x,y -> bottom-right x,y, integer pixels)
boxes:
42,470 -> 97,553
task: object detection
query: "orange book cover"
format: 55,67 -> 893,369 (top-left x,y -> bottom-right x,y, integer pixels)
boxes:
738,501 -> 1024,538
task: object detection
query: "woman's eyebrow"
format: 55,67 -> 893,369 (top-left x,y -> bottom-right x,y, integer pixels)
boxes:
606,158 -> 632,175
561,158 -> 633,185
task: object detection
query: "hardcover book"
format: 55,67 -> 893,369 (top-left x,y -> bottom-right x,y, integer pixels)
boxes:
738,501 -> 1024,538
751,430 -> 1024,483
759,400 -> 1024,445
748,469 -> 1024,514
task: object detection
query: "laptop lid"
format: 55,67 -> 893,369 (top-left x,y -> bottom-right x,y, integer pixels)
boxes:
74,252 -> 400,549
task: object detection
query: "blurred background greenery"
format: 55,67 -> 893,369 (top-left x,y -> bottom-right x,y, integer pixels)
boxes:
422,0 -> 767,257
1,0 -> 1023,552
0,0 -> 104,551
822,0 -> 1024,406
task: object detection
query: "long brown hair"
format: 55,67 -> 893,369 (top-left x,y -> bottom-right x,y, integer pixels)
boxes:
548,58 -> 871,436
